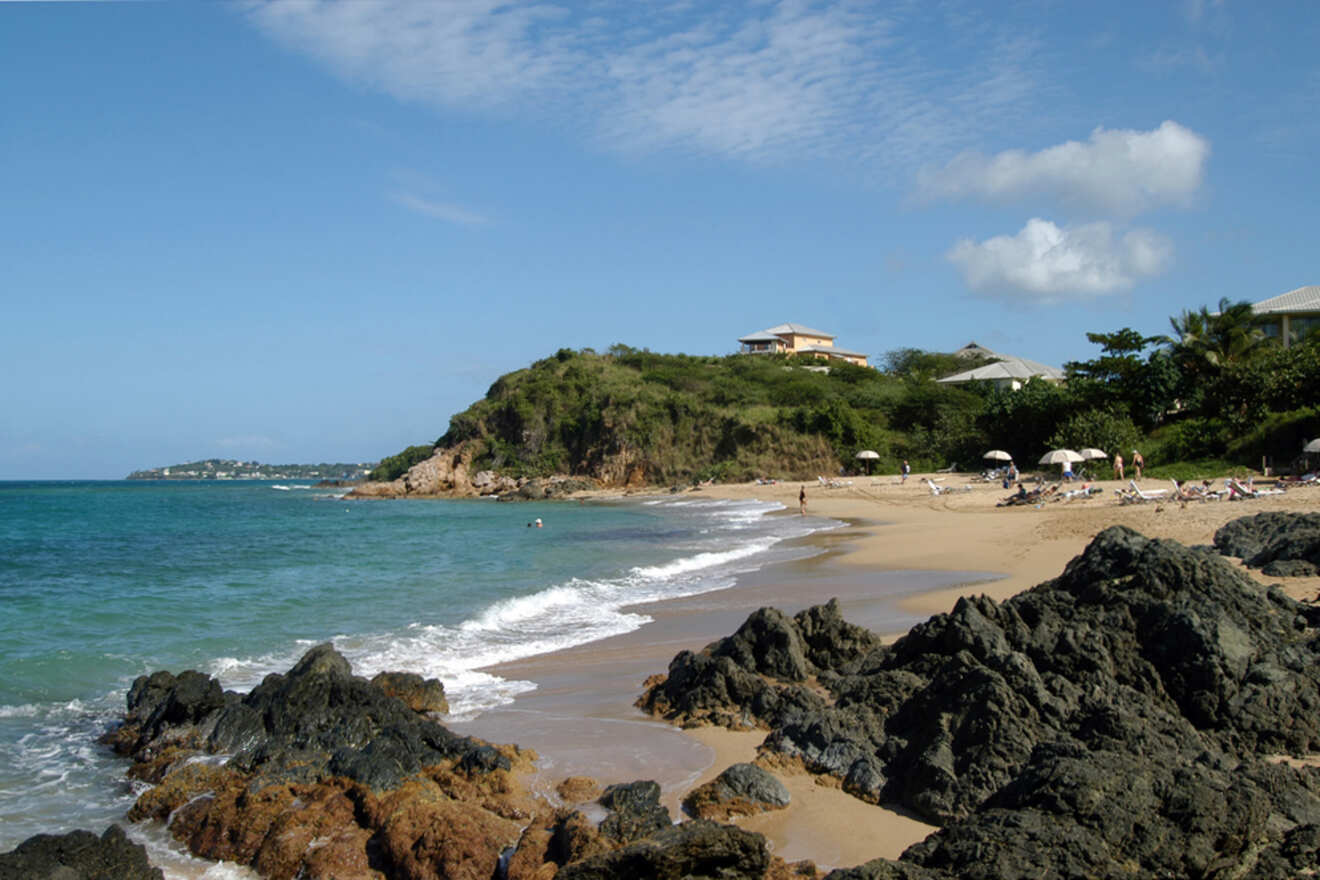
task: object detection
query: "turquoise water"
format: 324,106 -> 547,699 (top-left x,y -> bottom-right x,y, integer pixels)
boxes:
0,480 -> 834,853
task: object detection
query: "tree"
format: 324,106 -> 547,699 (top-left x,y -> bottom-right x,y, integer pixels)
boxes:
1162,298 -> 1272,415
1064,327 -> 1177,430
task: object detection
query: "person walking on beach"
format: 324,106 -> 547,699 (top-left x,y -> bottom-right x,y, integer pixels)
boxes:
799,486 -> 807,515
1113,453 -> 1125,481
1132,450 -> 1144,479
901,460 -> 911,483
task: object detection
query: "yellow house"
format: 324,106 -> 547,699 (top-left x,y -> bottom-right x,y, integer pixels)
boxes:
737,323 -> 869,367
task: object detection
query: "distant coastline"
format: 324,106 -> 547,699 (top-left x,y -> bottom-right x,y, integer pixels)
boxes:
125,457 -> 374,481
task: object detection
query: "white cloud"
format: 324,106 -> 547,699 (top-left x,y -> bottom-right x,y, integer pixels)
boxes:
917,121 -> 1210,216
390,193 -> 489,226
240,0 -> 1049,170
947,218 -> 1173,303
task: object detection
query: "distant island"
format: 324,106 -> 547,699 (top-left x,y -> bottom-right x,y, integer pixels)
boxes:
126,458 -> 375,481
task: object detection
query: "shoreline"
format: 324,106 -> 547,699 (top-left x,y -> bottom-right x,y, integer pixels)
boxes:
452,474 -> 1319,868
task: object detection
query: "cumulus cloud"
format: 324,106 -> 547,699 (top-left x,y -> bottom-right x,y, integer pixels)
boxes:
917,121 -> 1210,215
947,218 -> 1173,303
240,0 -> 1048,169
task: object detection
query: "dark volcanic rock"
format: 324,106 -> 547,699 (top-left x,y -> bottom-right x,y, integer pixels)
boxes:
598,780 -> 673,844
555,820 -> 771,880
0,825 -> 163,880
683,762 -> 790,820
1214,511 -> 1320,573
641,524 -> 1320,879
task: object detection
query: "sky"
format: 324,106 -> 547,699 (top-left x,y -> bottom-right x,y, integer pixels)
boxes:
2,0 -> 1317,479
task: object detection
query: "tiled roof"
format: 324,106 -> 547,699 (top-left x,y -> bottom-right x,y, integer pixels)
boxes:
1252,285 -> 1320,314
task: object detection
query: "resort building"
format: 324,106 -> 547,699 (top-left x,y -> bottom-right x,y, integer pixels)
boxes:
937,342 -> 1065,391
737,323 -> 870,367
1250,285 -> 1320,348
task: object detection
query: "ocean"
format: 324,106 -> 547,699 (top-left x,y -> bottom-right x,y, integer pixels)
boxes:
0,479 -> 839,866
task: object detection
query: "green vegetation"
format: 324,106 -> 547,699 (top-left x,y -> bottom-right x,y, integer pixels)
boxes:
377,301 -> 1320,485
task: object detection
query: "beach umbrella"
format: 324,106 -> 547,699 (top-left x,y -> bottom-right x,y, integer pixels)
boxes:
1305,438 -> 1320,453
854,449 -> 879,474
983,450 -> 1013,461
1079,448 -> 1108,460
1039,449 -> 1083,466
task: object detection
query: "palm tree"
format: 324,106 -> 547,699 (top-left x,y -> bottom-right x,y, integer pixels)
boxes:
1165,297 -> 1271,371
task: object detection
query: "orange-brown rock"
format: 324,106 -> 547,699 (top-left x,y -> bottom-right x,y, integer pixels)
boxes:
248,783 -> 366,880
125,762 -> 244,823
504,815 -> 557,880
373,787 -> 522,880
371,671 -> 449,715
554,776 -> 602,805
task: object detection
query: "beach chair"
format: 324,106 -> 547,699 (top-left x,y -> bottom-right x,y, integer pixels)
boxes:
1128,480 -> 1168,502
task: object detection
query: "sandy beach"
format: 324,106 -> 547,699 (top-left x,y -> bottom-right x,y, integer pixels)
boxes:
451,473 -> 1318,870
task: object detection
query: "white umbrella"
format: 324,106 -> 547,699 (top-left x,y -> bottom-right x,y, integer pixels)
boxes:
1079,448 -> 1108,460
1039,449 -> 1084,465
854,449 -> 880,474
1304,438 -> 1320,453
983,450 -> 1013,461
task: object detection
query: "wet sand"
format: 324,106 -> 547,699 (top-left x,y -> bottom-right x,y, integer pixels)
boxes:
451,474 -> 1319,869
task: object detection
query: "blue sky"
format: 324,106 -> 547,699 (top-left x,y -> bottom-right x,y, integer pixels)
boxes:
3,0 -> 1317,479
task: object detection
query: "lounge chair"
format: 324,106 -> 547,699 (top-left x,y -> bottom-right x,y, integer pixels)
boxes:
1116,480 -> 1168,504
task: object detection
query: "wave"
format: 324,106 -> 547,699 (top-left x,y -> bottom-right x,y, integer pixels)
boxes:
202,497 -> 839,719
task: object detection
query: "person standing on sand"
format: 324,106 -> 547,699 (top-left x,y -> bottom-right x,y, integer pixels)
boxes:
1113,453 -> 1125,481
901,460 -> 910,482
1132,450 -> 1144,479
799,486 -> 807,515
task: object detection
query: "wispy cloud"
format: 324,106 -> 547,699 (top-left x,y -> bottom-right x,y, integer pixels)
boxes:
240,0 -> 1050,172
1137,45 -> 1220,74
390,192 -> 489,226
916,121 -> 1211,217
947,218 -> 1173,304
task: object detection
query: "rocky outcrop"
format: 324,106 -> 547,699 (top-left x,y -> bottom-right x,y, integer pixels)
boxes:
349,441 -> 487,498
1215,511 -> 1320,577
683,763 -> 790,820
496,476 -> 597,502
597,780 -> 674,845
640,525 -> 1320,878
371,671 -> 449,714
555,820 -> 772,880
106,644 -> 536,880
348,441 -> 599,500
0,825 -> 163,880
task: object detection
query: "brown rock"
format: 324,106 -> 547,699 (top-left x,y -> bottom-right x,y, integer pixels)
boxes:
505,815 -> 558,880
249,783 -> 366,880
126,762 -> 243,823
371,671 -> 449,715
375,792 -> 523,880
548,809 -> 612,865
555,776 -> 602,805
